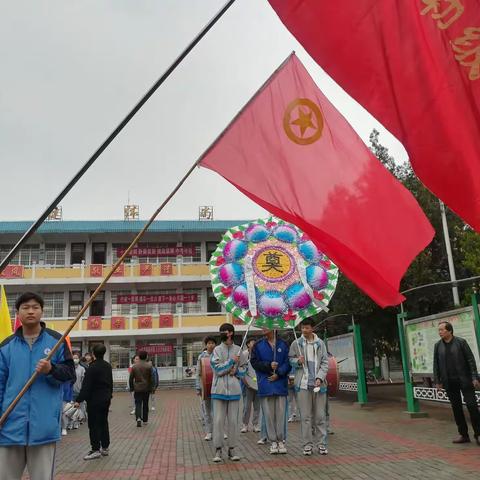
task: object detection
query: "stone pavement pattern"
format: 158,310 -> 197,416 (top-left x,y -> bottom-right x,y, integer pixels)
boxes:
28,390 -> 480,480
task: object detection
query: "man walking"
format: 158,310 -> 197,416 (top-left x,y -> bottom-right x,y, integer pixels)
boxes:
434,321 -> 480,445
196,336 -> 217,441
129,350 -> 153,427
75,343 -> 113,460
289,318 -> 329,456
210,323 -> 246,463
250,329 -> 290,454
0,292 -> 75,479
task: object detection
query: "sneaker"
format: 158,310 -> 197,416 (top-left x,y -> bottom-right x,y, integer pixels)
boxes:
452,435 -> 470,444
240,424 -> 248,433
224,433 -> 228,439
257,437 -> 267,445
212,449 -> 222,463
83,450 -> 101,460
136,419 -> 142,428
253,425 -> 261,433
278,441 -> 287,454
204,433 -> 212,441
100,448 -> 109,457
303,446 -> 313,456
319,445 -> 328,455
270,442 -> 279,454
228,448 -> 240,461
61,429 -> 67,436
151,406 -> 155,411
74,423 -> 79,430
130,409 -> 135,415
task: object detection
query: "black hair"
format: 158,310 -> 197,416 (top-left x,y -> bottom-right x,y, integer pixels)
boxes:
301,318 -> 315,327
131,354 -> 139,363
15,292 -> 44,311
92,344 -> 106,359
439,321 -> 454,333
246,338 -> 256,346
204,336 -> 217,345
219,323 -> 234,333
138,350 -> 148,360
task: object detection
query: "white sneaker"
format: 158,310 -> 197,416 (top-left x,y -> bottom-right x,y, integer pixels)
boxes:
61,429 -> 67,436
240,425 -> 248,433
303,446 -> 313,456
130,409 -> 135,415
257,437 -> 267,445
278,441 -> 287,454
204,433 -> 212,441
253,425 -> 261,433
270,442 -> 279,454
228,448 -> 240,461
223,433 -> 228,439
83,450 -> 101,460
212,449 -> 222,463
151,407 -> 155,411
319,445 -> 328,455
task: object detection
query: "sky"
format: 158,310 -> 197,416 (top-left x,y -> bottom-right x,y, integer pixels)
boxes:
0,0 -> 408,222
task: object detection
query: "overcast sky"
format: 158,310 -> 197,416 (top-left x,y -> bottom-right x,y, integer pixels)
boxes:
0,0 -> 408,222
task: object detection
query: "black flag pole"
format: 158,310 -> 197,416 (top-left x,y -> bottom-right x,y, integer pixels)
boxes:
0,0 -> 237,275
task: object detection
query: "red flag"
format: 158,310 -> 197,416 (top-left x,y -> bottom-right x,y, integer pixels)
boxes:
268,0 -> 480,230
14,315 -> 22,332
199,54 -> 434,307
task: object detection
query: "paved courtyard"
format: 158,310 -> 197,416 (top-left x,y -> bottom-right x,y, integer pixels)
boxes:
36,390 -> 480,480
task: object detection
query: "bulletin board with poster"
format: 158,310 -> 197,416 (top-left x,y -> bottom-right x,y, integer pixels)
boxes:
405,307 -> 480,376
326,333 -> 357,376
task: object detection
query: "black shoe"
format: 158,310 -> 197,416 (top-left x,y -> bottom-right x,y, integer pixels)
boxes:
452,435 -> 470,444
136,419 -> 142,427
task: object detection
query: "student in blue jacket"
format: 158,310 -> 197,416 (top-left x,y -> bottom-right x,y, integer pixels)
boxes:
0,292 -> 75,480
250,328 -> 291,455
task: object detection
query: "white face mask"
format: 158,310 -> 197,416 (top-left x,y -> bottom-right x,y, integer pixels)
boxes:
74,358 -> 80,365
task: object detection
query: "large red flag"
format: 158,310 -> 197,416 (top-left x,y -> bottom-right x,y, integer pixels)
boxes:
199,54 -> 434,307
268,0 -> 480,230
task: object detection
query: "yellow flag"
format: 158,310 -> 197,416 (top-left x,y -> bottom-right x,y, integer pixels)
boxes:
0,285 -> 13,342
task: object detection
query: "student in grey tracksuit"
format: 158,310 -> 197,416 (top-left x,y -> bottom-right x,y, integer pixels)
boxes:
289,318 -> 329,456
210,323 -> 247,463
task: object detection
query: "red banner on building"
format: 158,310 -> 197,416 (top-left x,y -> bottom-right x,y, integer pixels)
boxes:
138,315 -> 152,329
160,263 -> 173,275
136,344 -> 174,355
0,265 -> 24,279
117,294 -> 198,304
159,314 -> 174,328
139,264 -> 152,276
111,316 -> 126,330
90,265 -> 103,277
87,316 -> 102,330
117,246 -> 195,257
112,264 -> 125,277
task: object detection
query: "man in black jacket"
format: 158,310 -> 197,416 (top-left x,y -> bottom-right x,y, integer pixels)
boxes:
129,350 -> 153,427
75,344 -> 113,460
433,321 -> 480,445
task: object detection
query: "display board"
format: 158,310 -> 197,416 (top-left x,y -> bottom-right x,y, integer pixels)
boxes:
406,308 -> 480,375
327,333 -> 357,375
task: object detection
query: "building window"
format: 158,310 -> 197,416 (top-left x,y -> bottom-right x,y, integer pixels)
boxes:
43,292 -> 64,318
206,241 -> 219,262
182,289 -> 202,314
92,243 -> 107,264
109,341 -> 131,369
6,292 -> 17,321
0,244 -> 40,266
71,341 -> 83,356
111,291 -> 132,316
69,291 -> 84,317
89,290 -> 105,316
183,338 -> 204,367
207,287 -> 222,313
70,243 -> 86,264
45,244 -> 66,267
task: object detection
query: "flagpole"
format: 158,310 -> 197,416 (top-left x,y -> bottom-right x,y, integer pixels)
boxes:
0,0 -> 237,276
0,158 -> 200,428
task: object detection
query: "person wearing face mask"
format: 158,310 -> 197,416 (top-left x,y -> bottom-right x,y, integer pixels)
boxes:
72,352 -> 86,428
210,323 -> 247,463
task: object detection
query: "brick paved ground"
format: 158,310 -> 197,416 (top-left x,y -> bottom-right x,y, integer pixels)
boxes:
32,390 -> 480,480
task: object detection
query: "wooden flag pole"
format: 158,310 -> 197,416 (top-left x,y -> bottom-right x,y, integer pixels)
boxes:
0,159 -> 200,428
0,0 -> 237,276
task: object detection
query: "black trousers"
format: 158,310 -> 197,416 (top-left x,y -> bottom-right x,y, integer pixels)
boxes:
87,402 -> 110,451
134,391 -> 150,422
446,380 -> 480,437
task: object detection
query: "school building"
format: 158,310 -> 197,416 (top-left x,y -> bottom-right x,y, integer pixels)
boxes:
0,219 -> 250,381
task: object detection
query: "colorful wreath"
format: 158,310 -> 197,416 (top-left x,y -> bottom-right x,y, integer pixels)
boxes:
209,217 -> 338,329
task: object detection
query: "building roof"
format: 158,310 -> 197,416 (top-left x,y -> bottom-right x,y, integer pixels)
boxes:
0,220 -> 251,234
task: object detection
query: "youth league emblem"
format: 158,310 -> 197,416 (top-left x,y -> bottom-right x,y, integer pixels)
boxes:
44,348 -> 51,355
277,347 -> 282,353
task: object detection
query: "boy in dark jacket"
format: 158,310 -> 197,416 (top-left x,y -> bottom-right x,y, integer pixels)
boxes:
0,292 -> 75,480
129,350 -> 153,427
250,328 -> 290,455
75,344 -> 113,460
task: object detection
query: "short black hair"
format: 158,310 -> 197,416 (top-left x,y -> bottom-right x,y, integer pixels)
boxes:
246,338 -> 256,346
92,344 -> 106,359
301,318 -> 314,327
204,336 -> 217,345
131,354 -> 139,363
439,321 -> 453,333
219,323 -> 234,333
15,292 -> 44,311
138,350 -> 148,360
